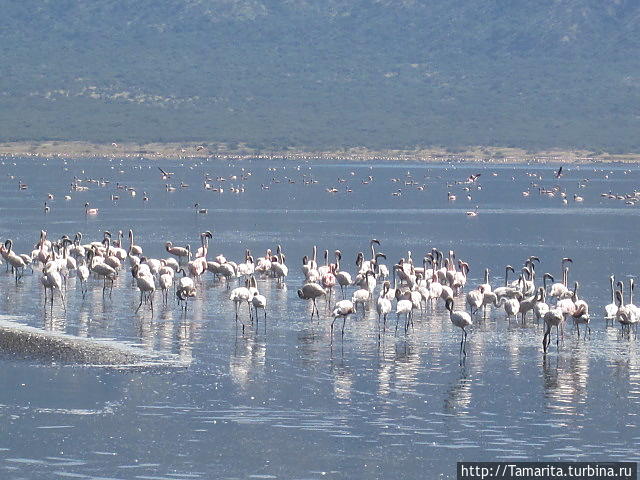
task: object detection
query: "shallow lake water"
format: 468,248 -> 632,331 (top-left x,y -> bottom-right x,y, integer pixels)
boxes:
0,156 -> 639,479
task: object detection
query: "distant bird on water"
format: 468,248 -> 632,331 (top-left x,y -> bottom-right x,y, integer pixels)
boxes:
467,173 -> 481,183
555,166 -> 563,178
194,203 -> 208,214
158,167 -> 174,179
84,202 -> 98,215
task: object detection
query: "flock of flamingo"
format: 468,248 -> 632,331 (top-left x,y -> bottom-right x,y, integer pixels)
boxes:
0,228 -> 634,356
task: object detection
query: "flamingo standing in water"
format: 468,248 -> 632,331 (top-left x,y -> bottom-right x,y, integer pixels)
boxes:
604,275 -> 617,326
446,298 -> 472,357
128,229 -> 143,256
1,240 -> 28,282
41,259 -> 66,312
230,279 -> 253,330
133,264 -> 156,315
543,307 -> 564,352
376,281 -> 392,336
330,299 -> 355,343
176,268 -> 196,310
334,250 -> 352,298
298,282 -> 326,319
321,264 -> 337,308
252,291 -> 267,322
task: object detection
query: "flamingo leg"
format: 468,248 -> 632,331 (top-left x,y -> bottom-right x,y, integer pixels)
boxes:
59,288 -> 66,313
330,317 -> 337,343
136,291 -> 144,313
463,328 -> 467,356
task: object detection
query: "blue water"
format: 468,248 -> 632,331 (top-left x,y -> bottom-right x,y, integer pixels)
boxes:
0,156 -> 639,479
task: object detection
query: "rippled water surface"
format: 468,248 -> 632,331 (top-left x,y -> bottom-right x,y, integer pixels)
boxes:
0,156 -> 639,479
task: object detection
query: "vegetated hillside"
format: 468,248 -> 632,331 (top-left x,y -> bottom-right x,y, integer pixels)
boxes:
1,0 -> 639,152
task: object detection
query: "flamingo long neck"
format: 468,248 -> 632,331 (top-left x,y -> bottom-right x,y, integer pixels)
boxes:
200,234 -> 207,257
610,277 -> 615,304
619,284 -> 626,306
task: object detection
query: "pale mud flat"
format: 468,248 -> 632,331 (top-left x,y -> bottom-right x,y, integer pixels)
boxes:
0,316 -> 188,367
0,140 -> 637,164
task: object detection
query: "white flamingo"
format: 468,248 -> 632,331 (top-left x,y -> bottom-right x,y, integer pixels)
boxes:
493,265 -> 517,299
334,250 -> 352,298
271,248 -> 288,285
165,241 -> 190,265
252,291 -> 267,322
159,273 -> 173,305
41,261 -> 66,312
604,275 -> 617,326
2,240 -> 28,282
496,294 -> 521,322
128,229 -> 143,256
395,289 -> 414,334
88,248 -> 117,295
533,287 -> 549,323
543,307 -> 564,352
569,281 -> 590,337
376,281 -> 392,334
133,264 -> 155,315
230,279 -> 253,329
176,268 -> 196,310
351,284 -> 371,317
615,289 -> 636,335
321,264 -> 337,308
298,282 -> 326,319
446,298 -> 472,357
76,256 -> 90,298
466,286 -> 484,315
330,299 -> 355,342
84,202 -> 98,215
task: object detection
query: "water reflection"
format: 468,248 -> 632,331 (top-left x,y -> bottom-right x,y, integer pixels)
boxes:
330,358 -> 352,403
230,335 -> 267,390
443,366 -> 472,414
541,344 -> 589,418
